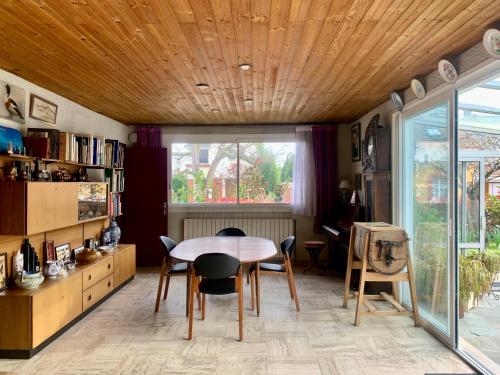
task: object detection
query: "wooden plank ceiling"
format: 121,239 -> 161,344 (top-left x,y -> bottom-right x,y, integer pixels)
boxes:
0,0 -> 498,125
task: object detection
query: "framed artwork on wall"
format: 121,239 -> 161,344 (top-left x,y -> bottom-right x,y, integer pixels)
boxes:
351,122 -> 361,162
29,94 -> 58,125
0,81 -> 25,124
0,253 -> 7,292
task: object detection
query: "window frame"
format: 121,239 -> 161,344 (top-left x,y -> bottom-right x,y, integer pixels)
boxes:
165,133 -> 296,211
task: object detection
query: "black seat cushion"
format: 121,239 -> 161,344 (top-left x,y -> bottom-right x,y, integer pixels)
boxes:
249,262 -> 285,274
198,278 -> 236,295
169,262 -> 188,273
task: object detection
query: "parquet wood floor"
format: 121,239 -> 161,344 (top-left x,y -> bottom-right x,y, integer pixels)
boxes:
0,269 -> 472,374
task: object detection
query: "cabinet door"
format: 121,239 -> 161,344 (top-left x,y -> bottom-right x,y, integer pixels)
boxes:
113,245 -> 136,287
60,273 -> 83,327
32,285 -> 61,347
26,182 -> 78,234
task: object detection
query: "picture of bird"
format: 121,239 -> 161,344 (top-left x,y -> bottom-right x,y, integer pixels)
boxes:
4,84 -> 24,119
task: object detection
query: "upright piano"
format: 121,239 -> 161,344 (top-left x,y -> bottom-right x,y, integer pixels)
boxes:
323,203 -> 365,274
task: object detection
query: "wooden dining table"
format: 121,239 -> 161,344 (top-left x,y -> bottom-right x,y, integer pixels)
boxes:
170,236 -> 277,316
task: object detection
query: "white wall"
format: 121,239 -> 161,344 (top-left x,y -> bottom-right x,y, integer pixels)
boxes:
0,69 -> 129,142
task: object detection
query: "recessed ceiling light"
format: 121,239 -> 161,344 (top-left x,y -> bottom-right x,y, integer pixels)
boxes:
243,98 -> 253,103
196,83 -> 210,90
211,108 -> 220,112
239,63 -> 252,71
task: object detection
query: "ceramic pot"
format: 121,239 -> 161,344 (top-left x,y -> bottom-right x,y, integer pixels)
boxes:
15,272 -> 44,289
109,219 -> 121,247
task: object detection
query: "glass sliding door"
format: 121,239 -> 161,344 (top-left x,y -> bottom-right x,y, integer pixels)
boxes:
457,73 -> 500,374
402,97 -> 453,338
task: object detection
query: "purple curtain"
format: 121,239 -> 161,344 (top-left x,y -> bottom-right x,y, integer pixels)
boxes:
312,125 -> 339,232
136,126 -> 162,148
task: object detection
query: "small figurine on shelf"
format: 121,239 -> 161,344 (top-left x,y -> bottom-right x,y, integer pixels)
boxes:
15,238 -> 44,290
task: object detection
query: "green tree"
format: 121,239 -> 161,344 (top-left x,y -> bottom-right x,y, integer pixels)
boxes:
254,144 -> 280,194
281,153 -> 294,183
172,172 -> 189,203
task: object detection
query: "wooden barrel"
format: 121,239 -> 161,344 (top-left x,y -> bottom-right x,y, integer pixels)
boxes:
353,222 -> 409,275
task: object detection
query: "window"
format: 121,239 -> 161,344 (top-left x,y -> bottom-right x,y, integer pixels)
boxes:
171,141 -> 295,204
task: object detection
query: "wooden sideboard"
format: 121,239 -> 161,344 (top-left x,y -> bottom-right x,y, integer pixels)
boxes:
0,244 -> 135,359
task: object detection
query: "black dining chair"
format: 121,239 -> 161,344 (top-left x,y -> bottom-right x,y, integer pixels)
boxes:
216,227 -> 246,237
155,236 -> 200,315
249,236 -> 300,311
188,253 -> 243,341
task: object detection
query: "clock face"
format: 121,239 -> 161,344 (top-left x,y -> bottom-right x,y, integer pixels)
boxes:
367,135 -> 374,156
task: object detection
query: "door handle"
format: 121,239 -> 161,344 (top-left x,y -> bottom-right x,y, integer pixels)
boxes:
159,202 -> 168,215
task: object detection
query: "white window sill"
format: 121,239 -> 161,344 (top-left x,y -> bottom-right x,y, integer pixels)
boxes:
169,204 -> 292,213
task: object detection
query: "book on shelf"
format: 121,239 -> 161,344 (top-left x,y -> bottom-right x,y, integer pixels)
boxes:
108,192 -> 122,217
27,128 -> 60,159
104,139 -> 125,168
105,168 -> 124,193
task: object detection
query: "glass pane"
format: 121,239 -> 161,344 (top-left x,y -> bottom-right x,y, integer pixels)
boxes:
403,102 -> 450,334
239,142 -> 295,204
78,183 -> 108,220
458,161 -> 481,246
171,143 -> 237,203
457,72 -> 500,372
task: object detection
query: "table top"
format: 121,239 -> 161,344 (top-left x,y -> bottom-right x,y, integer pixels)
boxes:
170,236 -> 277,263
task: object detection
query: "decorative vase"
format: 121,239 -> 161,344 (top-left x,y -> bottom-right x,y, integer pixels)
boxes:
109,219 -> 121,247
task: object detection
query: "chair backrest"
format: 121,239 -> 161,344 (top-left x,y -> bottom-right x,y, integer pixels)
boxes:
216,227 -> 246,237
193,253 -> 240,279
159,236 -> 177,257
280,236 -> 296,258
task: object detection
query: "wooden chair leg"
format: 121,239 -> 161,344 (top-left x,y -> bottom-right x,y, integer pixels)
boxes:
196,276 -> 202,311
186,265 -> 192,317
406,251 -> 420,327
288,259 -> 300,312
354,233 -> 369,326
285,264 -> 294,299
154,257 -> 166,313
238,269 -> 243,341
201,293 -> 206,320
250,271 -> 255,310
343,227 -> 356,308
188,272 -> 196,340
163,275 -> 171,300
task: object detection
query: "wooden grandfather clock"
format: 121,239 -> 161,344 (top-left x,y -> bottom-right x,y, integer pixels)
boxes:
362,114 -> 391,223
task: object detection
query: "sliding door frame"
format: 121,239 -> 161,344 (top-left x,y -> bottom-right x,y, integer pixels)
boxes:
393,59 -> 500,375
396,90 -> 457,346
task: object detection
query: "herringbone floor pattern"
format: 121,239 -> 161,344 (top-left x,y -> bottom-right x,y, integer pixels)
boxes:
0,269 -> 472,374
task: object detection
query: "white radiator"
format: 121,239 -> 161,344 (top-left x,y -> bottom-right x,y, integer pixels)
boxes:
183,218 -> 295,250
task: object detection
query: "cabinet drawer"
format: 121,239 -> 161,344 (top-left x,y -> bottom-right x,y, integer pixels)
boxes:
82,275 -> 114,311
82,258 -> 114,290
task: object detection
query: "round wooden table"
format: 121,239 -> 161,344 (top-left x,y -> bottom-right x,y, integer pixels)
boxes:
170,236 -> 277,316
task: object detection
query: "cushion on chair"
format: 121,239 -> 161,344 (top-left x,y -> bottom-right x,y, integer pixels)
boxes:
169,262 -> 188,273
198,278 -> 236,295
249,262 -> 285,274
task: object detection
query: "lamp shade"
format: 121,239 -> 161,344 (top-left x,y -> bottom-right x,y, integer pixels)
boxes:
339,180 -> 350,189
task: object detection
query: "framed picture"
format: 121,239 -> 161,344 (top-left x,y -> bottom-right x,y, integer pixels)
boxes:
55,243 -> 71,263
44,240 -> 55,263
351,122 -> 361,162
0,81 -> 26,124
0,253 -> 7,292
29,94 -> 58,125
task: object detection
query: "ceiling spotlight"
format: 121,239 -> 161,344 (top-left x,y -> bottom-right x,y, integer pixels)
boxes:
196,83 -> 210,90
211,108 -> 220,112
238,63 -> 252,71
243,98 -> 253,103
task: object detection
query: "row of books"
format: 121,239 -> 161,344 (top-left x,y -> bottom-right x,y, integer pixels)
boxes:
104,140 -> 125,168
105,169 -> 125,193
25,128 -> 125,167
108,192 -> 122,217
